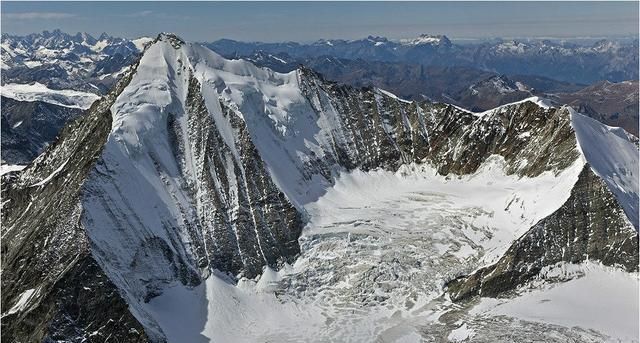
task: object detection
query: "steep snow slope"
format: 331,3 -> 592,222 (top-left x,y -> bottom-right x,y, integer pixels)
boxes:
80,34 -> 303,339
2,34 -> 638,342
185,44 -> 339,207
570,108 -> 639,228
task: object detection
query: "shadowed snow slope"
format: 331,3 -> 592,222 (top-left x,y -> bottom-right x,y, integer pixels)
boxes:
471,262 -> 639,342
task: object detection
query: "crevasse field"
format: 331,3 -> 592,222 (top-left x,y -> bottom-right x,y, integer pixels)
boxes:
145,157 -> 639,342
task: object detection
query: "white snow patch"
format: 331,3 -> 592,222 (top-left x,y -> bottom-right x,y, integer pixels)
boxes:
1,82 -> 99,109
268,54 -> 288,64
132,37 -> 154,52
471,262 -> 639,342
377,88 -> 413,103
570,108 -> 639,228
146,272 -> 325,343
3,288 -> 37,317
0,164 -> 26,176
30,159 -> 68,187
22,60 -> 43,68
515,81 -> 528,91
400,35 -> 443,46
476,96 -> 552,116
448,323 -> 475,342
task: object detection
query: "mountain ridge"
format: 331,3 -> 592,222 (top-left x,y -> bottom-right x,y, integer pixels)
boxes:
1,33 -> 637,342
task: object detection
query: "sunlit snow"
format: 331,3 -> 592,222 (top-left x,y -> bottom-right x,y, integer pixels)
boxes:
1,82 -> 100,109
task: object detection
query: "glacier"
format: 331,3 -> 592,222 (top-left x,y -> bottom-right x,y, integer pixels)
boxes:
1,33 -> 638,343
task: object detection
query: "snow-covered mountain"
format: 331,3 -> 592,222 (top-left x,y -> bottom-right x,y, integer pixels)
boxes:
2,34 -> 638,342
0,30 -> 151,165
1,30 -> 150,93
207,35 -> 639,84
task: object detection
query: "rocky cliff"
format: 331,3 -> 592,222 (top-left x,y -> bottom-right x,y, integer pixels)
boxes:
446,165 -> 638,301
2,34 -> 637,342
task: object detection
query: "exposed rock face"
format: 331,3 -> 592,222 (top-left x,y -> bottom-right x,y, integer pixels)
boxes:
296,68 -> 578,179
1,55 -> 148,342
2,35 -> 637,342
446,165 -> 638,301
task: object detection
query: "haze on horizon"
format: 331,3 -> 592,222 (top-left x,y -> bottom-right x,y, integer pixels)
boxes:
1,1 -> 638,43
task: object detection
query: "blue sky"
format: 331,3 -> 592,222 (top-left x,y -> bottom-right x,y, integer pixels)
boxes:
1,1 -> 638,42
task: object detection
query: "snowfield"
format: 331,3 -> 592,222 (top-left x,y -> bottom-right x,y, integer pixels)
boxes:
54,37 -> 638,342
0,164 -> 26,176
470,262 -> 639,342
140,156 -> 635,342
1,82 -> 100,109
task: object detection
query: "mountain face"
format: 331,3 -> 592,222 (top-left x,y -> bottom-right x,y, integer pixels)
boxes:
1,96 -> 84,164
3,31 -> 635,169
2,34 -> 638,342
0,30 -> 149,165
235,51 -> 638,133
1,30 -> 149,93
206,35 -> 639,84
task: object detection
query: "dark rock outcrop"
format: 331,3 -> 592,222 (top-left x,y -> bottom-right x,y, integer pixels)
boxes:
1,53 -> 148,342
446,165 -> 639,301
172,75 -> 302,278
2,36 -> 637,342
298,68 -> 579,178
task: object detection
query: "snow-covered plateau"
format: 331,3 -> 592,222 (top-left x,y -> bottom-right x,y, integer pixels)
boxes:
1,34 -> 638,343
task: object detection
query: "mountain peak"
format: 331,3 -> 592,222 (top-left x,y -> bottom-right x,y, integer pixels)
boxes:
399,34 -> 451,47
98,32 -> 111,41
74,32 -> 97,45
156,32 -> 185,48
366,35 -> 388,42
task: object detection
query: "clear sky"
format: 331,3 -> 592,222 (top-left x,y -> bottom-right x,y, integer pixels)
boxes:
1,1 -> 638,42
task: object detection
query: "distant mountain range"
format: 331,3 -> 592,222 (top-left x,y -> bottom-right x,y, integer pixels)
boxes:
1,29 -> 150,93
552,80 -> 639,136
231,50 -> 639,135
1,31 -> 637,166
206,34 -> 639,85
2,34 -> 637,342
